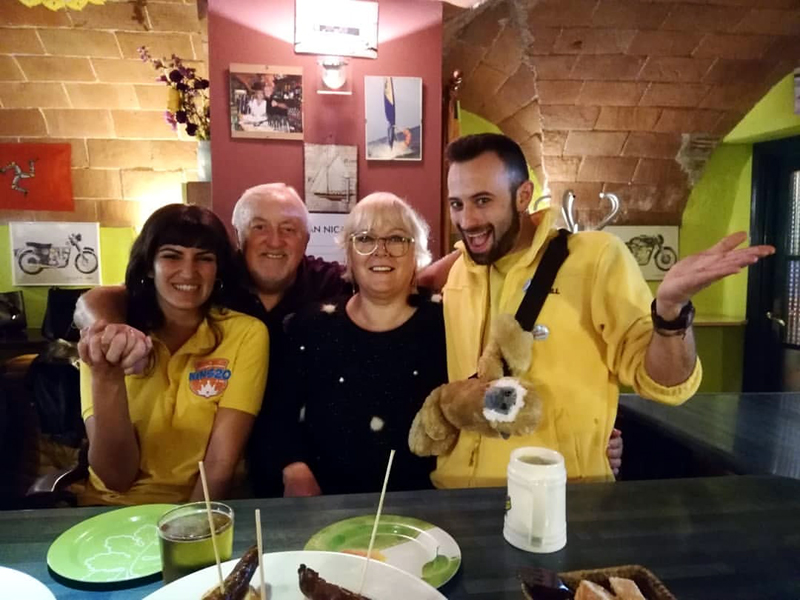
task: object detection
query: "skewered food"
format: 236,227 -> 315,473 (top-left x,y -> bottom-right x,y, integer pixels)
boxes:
201,545 -> 260,600
298,564 -> 372,600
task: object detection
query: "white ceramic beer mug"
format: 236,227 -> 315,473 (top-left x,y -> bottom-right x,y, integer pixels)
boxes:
504,446 -> 567,553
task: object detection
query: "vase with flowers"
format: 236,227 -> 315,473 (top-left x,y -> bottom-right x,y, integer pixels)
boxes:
138,46 -> 212,181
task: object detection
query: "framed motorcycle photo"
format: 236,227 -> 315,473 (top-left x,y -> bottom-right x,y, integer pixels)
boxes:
605,225 -> 679,281
9,221 -> 101,286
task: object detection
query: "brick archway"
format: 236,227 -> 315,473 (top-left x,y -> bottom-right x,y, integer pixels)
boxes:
444,0 -> 800,226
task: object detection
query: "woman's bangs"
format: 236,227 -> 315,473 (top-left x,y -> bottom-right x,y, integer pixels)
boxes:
155,218 -> 222,255
356,201 -> 412,236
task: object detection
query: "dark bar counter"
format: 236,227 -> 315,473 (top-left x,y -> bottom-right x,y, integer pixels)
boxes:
619,392 -> 800,479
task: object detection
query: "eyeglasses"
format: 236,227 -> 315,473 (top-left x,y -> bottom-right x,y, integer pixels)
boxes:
350,232 -> 415,257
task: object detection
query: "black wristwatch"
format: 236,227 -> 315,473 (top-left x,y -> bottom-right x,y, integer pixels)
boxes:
651,299 -> 695,334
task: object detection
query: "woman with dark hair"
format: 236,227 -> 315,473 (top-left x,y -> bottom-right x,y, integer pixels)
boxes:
77,204 -> 268,506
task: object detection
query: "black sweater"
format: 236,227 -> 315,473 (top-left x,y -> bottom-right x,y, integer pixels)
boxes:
274,296 -> 447,495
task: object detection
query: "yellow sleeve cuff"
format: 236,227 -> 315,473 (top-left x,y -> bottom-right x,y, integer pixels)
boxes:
633,357 -> 702,405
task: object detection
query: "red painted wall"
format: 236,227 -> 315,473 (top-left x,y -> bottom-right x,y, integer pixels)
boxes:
208,0 -> 444,255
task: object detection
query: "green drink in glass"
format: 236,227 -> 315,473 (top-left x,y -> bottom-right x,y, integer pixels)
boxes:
157,502 -> 234,583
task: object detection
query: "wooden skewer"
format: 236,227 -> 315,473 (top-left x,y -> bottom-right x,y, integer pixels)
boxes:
255,509 -> 266,600
198,460 -> 225,595
358,449 -> 396,594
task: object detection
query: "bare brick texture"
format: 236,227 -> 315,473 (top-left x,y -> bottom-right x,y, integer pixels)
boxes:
0,83 -> 71,109
594,107 -> 661,131
0,29 -> 45,54
146,3 -> 201,32
16,56 -> 95,82
43,109 -> 115,138
564,131 -> 628,156
577,156 -> 639,183
65,84 -> 139,109
0,56 -> 24,81
37,30 -> 121,58
0,109 -> 48,137
112,110 -> 179,139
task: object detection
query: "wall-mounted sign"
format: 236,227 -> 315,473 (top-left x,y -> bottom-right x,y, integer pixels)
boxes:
229,64 -> 303,140
606,225 -> 679,281
307,213 -> 347,264
10,221 -> 101,286
295,0 -> 378,59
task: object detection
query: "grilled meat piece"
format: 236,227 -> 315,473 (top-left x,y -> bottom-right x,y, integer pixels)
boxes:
298,564 -> 372,600
202,545 -> 260,600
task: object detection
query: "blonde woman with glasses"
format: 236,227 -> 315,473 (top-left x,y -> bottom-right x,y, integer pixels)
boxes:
274,192 -> 447,496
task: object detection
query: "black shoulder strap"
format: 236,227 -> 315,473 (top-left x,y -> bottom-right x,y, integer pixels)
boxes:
469,229 -> 570,380
515,228 -> 570,331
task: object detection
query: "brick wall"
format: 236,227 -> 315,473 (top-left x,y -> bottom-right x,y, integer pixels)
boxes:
444,0 -> 800,226
0,1 -> 206,227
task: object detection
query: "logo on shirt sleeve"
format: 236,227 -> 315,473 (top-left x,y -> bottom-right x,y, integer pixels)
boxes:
189,358 -> 232,398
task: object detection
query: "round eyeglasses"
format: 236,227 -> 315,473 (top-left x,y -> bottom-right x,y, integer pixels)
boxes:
350,232 -> 415,257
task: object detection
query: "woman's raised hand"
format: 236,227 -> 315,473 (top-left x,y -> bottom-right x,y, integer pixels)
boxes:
78,320 -> 153,375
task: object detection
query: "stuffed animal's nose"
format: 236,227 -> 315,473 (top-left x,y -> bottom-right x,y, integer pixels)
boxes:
484,386 -> 516,413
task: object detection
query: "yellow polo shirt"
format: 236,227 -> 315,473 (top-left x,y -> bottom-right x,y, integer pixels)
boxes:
79,308 -> 268,506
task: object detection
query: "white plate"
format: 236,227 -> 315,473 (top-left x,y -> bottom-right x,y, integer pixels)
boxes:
0,567 -> 56,600
143,550 -> 447,600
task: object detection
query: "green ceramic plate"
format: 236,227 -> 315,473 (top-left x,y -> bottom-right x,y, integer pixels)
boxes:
47,504 -> 176,583
305,515 -> 461,588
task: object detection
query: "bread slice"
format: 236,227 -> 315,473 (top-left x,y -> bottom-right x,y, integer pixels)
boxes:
609,577 -> 647,600
574,580 -> 617,600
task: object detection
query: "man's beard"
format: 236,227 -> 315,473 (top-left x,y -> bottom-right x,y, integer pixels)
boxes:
249,268 -> 296,294
458,209 -> 520,266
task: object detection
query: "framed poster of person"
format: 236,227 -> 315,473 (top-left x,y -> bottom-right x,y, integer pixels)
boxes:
229,64 -> 304,140
364,76 -> 422,161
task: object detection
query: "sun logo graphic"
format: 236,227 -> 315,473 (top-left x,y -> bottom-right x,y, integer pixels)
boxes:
189,358 -> 231,398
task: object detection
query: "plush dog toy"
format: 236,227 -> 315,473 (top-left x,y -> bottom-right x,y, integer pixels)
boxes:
408,313 -> 542,457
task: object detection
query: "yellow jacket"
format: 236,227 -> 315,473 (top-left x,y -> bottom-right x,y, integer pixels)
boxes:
433,212 -> 701,487
80,308 -> 268,505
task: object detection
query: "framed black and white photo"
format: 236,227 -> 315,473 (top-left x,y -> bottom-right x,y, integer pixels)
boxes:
10,221 -> 101,286
295,0 -> 378,59
606,225 -> 679,281
365,76 -> 422,161
229,64 -> 304,140
304,144 -> 357,214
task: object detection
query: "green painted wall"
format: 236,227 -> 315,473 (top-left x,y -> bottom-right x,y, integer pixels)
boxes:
724,74 -> 800,145
1,225 -> 135,328
674,74 -> 800,391
680,145 -> 753,318
678,145 -> 751,392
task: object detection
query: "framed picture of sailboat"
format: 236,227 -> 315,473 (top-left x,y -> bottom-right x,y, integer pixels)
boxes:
304,144 -> 357,213
364,76 -> 422,161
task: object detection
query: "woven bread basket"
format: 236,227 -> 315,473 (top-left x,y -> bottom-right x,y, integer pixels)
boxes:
521,564 -> 677,600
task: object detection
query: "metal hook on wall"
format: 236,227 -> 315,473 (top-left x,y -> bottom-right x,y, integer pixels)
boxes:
561,190 -> 578,233
596,192 -> 620,231
560,190 -> 620,232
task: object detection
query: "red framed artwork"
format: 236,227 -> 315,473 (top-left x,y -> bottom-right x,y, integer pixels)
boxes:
0,143 -> 74,212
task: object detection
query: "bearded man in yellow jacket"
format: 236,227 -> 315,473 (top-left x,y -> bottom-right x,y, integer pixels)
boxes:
433,133 -> 774,487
